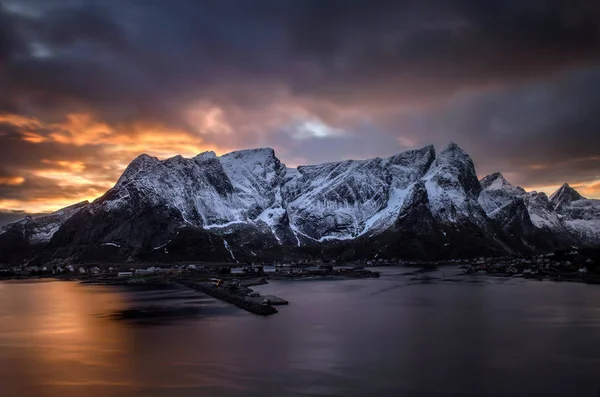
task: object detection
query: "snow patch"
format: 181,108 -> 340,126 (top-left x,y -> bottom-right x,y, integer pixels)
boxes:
102,242 -> 121,248
153,232 -> 179,250
358,187 -> 410,236
203,220 -> 248,230
223,239 -> 238,262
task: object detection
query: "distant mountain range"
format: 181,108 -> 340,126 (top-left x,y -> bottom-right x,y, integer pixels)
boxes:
1,143 -> 599,265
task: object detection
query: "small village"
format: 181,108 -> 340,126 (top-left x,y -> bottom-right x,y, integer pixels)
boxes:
0,261 -> 380,281
459,250 -> 600,283
1,248 -> 598,283
0,261 -> 381,316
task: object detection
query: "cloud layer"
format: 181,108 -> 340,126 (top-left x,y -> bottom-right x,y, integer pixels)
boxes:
0,0 -> 599,219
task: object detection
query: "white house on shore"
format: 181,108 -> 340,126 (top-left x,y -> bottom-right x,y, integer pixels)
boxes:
230,267 -> 245,275
137,267 -> 157,275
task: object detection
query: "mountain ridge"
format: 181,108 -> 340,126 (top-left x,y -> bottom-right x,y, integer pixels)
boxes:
1,144 -> 599,265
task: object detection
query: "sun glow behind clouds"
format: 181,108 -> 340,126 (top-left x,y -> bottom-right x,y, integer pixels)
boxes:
0,177 -> 25,185
523,178 -> 600,199
0,112 -> 221,213
289,118 -> 346,140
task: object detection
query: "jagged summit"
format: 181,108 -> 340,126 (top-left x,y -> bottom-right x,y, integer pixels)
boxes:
222,147 -> 276,157
424,141 -> 481,200
194,151 -> 217,161
480,173 -> 525,194
481,172 -> 510,189
440,141 -> 462,153
550,183 -> 584,204
0,200 -> 88,248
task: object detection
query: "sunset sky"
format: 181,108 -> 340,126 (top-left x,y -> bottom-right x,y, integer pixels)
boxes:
1,0 -> 599,224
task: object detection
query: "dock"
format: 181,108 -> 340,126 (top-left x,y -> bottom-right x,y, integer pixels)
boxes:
175,279 -> 280,316
246,295 -> 289,305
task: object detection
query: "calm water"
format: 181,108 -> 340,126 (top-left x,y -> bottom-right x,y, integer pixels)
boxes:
1,267 -> 600,397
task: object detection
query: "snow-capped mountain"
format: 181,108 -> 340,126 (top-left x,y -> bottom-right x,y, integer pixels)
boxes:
478,173 -> 526,214
550,183 -> 584,211
477,175 -> 593,249
0,201 -> 88,264
0,201 -> 88,244
478,172 -> 565,231
550,184 -> 600,244
283,145 -> 435,241
1,144 -> 599,264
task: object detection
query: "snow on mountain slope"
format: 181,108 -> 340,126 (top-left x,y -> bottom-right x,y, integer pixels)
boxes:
103,148 -> 287,229
283,145 -> 435,239
550,186 -> 600,244
219,148 -> 285,216
422,143 -> 485,223
0,201 -> 88,244
358,146 -> 436,235
477,172 -> 567,232
550,183 -> 584,211
218,148 -> 289,241
478,173 -> 525,214
106,152 -> 237,226
90,147 -> 294,249
523,192 -> 564,230
476,172 -> 600,248
7,143 -> 600,264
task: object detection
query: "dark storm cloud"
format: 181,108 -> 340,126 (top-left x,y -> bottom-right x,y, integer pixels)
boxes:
0,0 -> 599,211
2,0 -> 600,121
374,67 -> 600,189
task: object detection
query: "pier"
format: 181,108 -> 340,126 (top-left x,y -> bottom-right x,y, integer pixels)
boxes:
175,279 -> 281,316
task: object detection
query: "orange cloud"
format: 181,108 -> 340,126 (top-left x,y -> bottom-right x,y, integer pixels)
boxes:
0,176 -> 25,185
13,112 -> 220,158
0,114 -> 43,129
0,112 -> 226,213
21,131 -> 48,143
572,180 -> 600,198
0,197 -> 94,213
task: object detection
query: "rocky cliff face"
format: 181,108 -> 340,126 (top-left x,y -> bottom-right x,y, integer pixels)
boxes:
283,145 -> 435,241
477,175 -> 590,251
550,184 -> 600,244
2,144 -> 599,265
0,201 -> 88,264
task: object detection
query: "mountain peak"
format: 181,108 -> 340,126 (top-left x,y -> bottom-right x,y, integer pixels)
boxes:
223,147 -> 276,158
195,151 -> 217,161
479,172 -> 525,194
480,172 -> 508,189
5,143 -> 600,263
220,147 -> 282,173
439,142 -> 465,155
436,142 -> 474,168
117,153 -> 160,185
422,142 -> 482,210
550,183 -> 584,205
444,141 -> 461,150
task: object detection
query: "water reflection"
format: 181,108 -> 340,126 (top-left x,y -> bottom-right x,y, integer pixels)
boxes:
1,270 -> 600,396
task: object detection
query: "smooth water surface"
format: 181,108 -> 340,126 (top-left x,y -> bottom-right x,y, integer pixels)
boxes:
1,268 -> 600,397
